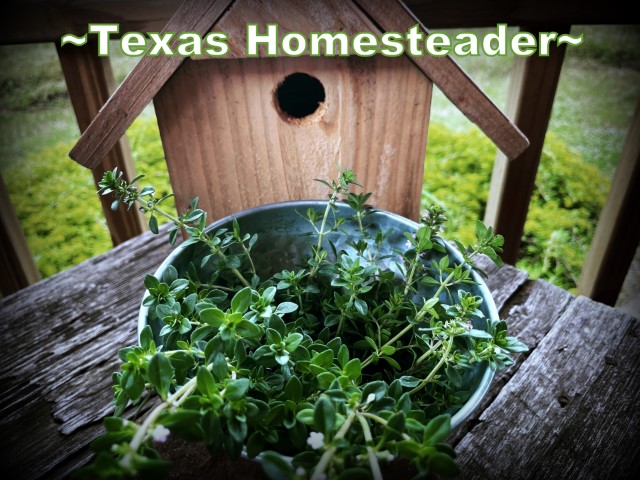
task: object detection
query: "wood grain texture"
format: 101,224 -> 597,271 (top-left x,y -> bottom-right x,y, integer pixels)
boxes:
354,0 -> 530,161
69,0 -> 234,169
57,41 -> 146,245
0,174 -> 41,295
474,255 -> 529,311
455,296 -> 640,479
578,99 -> 640,305
0,227 -> 173,479
199,0 -> 384,59
450,278 -> 574,444
484,28 -> 569,263
154,54 -> 431,221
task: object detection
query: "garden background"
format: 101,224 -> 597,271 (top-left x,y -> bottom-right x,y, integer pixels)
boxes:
1,25 -> 639,307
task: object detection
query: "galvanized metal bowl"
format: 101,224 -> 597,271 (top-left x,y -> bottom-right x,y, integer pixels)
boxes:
138,200 -> 496,429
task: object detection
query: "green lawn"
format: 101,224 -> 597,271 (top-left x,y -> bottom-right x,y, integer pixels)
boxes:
1,26 -> 639,295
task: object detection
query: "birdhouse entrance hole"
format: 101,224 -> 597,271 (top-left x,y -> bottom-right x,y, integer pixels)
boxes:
275,72 -> 326,123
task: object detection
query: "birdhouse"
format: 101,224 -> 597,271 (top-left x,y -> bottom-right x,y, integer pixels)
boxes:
69,0 -> 528,222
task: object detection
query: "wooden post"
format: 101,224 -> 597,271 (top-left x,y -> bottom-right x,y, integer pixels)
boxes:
0,174 -> 41,295
56,42 -> 146,245
578,99 -> 640,305
484,27 -> 569,264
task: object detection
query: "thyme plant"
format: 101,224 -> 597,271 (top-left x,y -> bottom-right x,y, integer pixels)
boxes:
79,168 -> 527,479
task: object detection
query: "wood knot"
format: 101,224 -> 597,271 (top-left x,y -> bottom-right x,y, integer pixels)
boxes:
557,394 -> 570,408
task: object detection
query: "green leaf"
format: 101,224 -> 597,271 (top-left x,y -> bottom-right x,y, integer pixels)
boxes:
225,378 -> 250,401
364,336 -> 377,351
147,353 -> 174,399
211,351 -> 229,381
504,336 -> 529,352
144,274 -> 160,290
149,215 -> 159,234
160,410 -> 204,442
423,414 -> 451,445
362,380 -> 386,402
284,376 -> 303,402
344,358 -> 362,381
269,315 -> 286,336
231,287 -> 253,313
353,298 -> 367,316
266,328 -> 283,345
429,451 -> 460,476
475,220 -> 489,242
311,349 -> 334,369
139,186 -> 155,196
384,411 -> 406,440
317,372 -> 336,390
247,431 -> 265,459
197,366 -> 217,398
104,416 -> 132,433
380,345 -> 396,356
399,376 -> 421,388
260,451 -> 294,480
199,308 -> 226,327
139,325 -> 154,351
275,302 -> 298,315
227,416 -> 248,443
337,344 -> 349,367
467,328 -> 494,339
120,368 -> 144,402
236,319 -> 263,339
313,396 -> 335,435
169,278 -> 189,295
284,332 -> 303,353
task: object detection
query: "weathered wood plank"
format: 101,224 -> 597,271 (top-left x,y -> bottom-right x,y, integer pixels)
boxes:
578,98 -> 640,305
57,41 -> 147,245
450,278 -> 574,443
0,174 -> 41,295
354,0 -> 529,161
454,296 -> 640,479
69,0 -> 233,169
0,226 -> 174,479
474,255 -> 529,310
484,26 -> 569,264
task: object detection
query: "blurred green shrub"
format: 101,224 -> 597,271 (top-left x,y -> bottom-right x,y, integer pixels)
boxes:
4,115 -> 172,278
423,124 -> 609,292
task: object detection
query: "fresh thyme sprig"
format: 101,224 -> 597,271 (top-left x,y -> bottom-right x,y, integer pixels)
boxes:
79,168 -> 527,480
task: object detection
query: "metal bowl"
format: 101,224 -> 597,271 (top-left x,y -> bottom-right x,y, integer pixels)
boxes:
138,200 -> 496,429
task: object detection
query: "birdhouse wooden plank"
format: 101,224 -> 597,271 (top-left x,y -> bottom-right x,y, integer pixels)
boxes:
69,0 -> 528,223
155,54 -> 431,220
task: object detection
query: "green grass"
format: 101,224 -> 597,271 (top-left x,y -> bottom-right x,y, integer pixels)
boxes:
1,27 -> 638,292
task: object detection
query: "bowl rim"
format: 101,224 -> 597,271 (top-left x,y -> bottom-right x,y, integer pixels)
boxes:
138,199 -> 497,430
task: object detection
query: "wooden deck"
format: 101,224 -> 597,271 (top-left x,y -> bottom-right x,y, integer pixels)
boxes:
0,227 -> 638,479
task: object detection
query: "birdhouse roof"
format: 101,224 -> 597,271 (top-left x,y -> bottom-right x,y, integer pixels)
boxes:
69,0 -> 528,168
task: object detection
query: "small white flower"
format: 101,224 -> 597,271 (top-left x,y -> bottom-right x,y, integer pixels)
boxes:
151,424 -> 170,443
295,467 -> 306,477
366,393 -> 376,404
306,431 -> 325,450
377,450 -> 395,463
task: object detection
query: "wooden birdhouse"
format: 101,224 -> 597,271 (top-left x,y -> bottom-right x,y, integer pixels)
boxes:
69,0 -> 528,222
